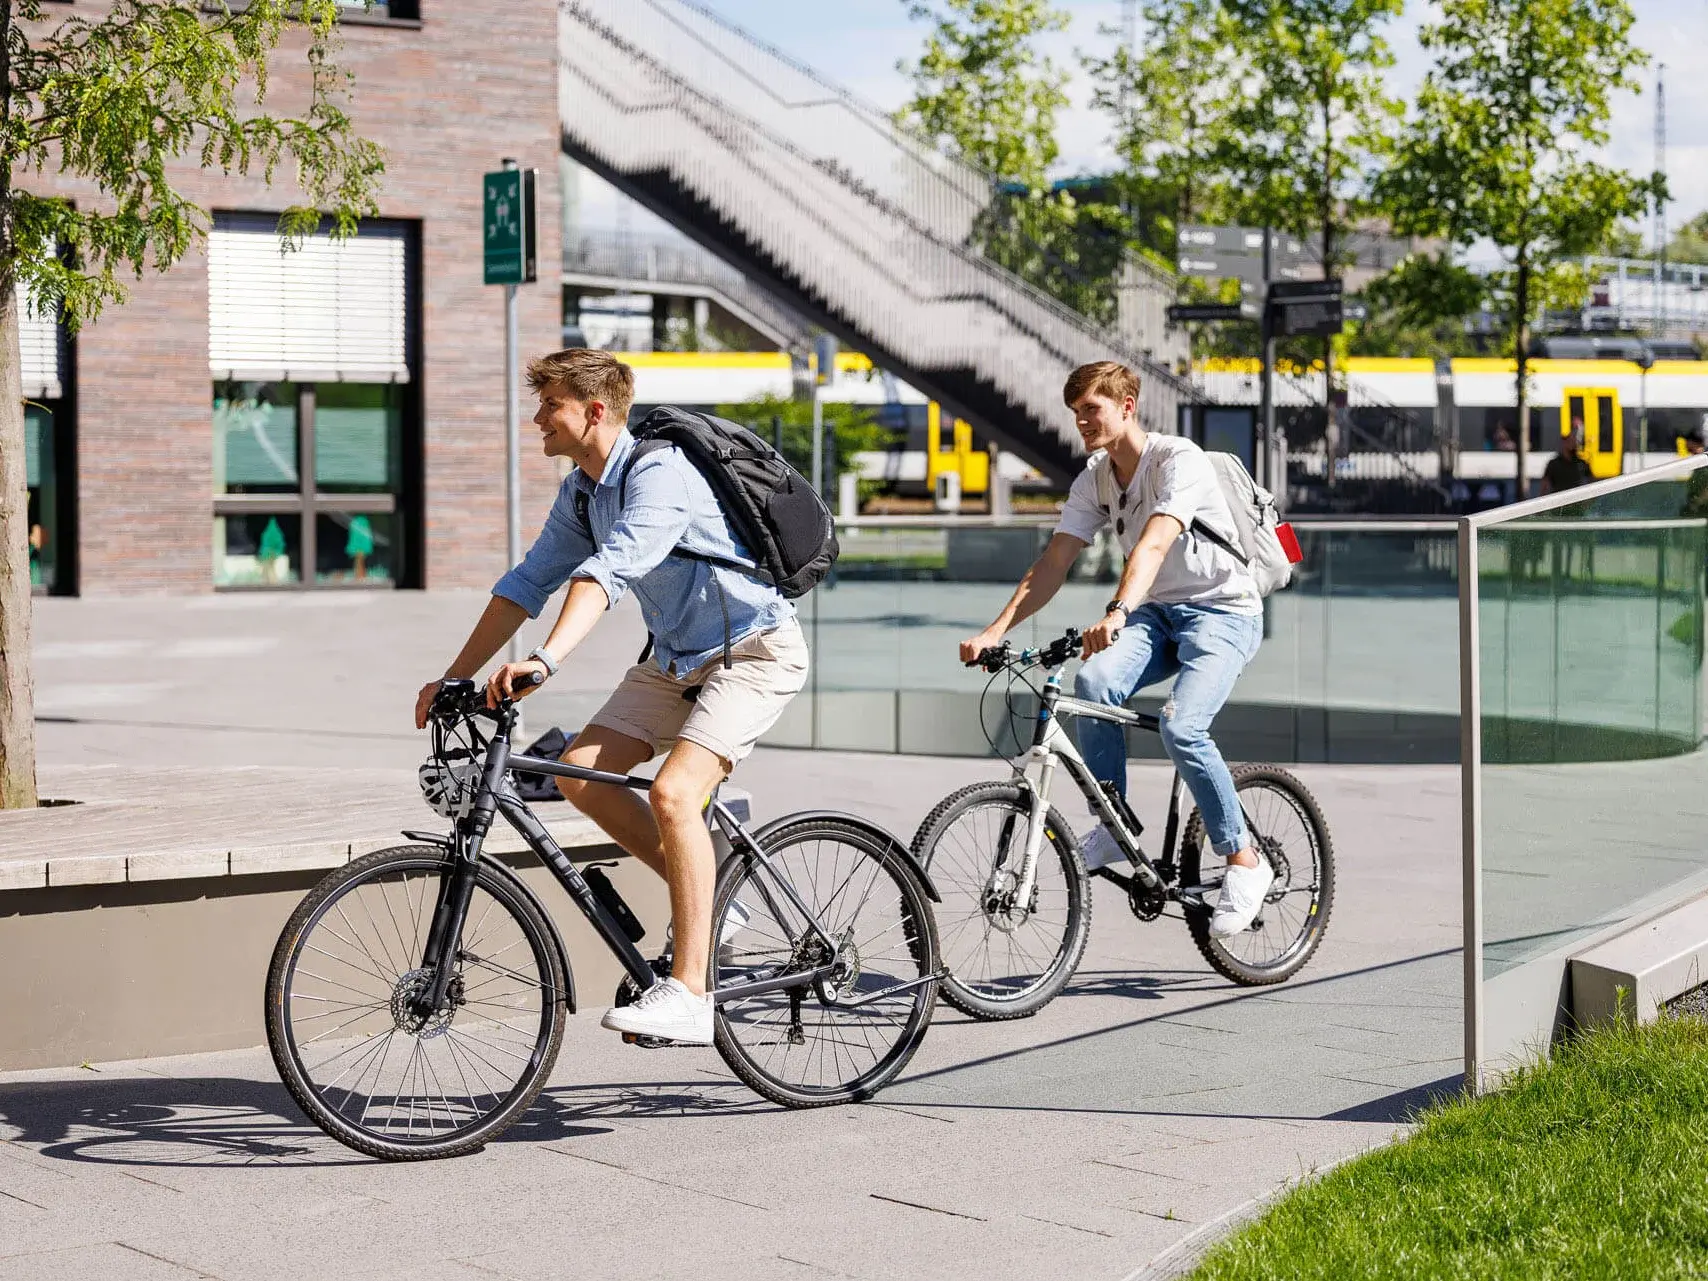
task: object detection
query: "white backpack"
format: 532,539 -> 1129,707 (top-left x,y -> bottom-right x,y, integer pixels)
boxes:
1094,448 -> 1298,597
1197,452 -> 1297,596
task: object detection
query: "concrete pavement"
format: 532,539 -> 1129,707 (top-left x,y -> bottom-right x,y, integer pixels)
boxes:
2,592 -> 1463,1278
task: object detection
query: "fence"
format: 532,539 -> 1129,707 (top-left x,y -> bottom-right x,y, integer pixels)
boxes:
1459,456 -> 1708,1087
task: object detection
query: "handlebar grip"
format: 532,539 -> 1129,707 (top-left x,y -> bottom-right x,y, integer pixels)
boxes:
513,669 -> 545,692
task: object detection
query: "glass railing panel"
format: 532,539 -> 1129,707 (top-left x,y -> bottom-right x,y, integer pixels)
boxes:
785,519 -> 1460,766
1475,469 -> 1708,990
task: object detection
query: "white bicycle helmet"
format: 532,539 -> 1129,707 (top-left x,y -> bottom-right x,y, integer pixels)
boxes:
418,753 -> 480,819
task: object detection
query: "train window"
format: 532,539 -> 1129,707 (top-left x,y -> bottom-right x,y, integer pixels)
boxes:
1597,398 -> 1614,453
1566,395 -> 1586,439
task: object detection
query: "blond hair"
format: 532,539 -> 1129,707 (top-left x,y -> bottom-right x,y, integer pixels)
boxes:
524,348 -> 636,423
1063,360 -> 1140,409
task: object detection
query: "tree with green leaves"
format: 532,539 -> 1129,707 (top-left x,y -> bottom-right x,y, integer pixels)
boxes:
1085,0 -> 1241,254
897,0 -> 1121,319
0,1 -> 383,808
1375,0 -> 1657,495
1218,0 -> 1404,392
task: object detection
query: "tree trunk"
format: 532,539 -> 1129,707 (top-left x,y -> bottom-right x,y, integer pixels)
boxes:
0,281 -> 36,809
1515,248 -> 1531,504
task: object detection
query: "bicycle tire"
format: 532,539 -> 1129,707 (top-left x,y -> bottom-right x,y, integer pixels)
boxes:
266,844 -> 567,1161
912,782 -> 1091,1021
1179,766 -> 1334,986
711,817 -> 939,1108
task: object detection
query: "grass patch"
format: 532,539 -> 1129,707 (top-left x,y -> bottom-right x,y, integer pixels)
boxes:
1188,1017 -> 1708,1280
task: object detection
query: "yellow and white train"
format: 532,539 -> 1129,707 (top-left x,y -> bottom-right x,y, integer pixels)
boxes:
611,349 -> 1708,495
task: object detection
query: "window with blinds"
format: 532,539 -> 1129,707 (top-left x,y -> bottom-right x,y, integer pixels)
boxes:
208,215 -> 409,384
16,284 -> 60,400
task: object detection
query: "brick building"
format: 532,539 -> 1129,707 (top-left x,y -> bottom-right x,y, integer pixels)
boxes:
28,1 -> 564,595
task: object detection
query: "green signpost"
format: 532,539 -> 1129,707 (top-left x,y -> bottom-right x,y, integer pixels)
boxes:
484,160 -> 537,681
483,166 -> 537,286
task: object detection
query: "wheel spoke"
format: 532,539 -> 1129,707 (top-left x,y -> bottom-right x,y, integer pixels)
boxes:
275,855 -> 559,1155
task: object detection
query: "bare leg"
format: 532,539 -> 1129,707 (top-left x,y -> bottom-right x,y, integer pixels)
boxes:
647,740 -> 730,996
554,725 -> 665,879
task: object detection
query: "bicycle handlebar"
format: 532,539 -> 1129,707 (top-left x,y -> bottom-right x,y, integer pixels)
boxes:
968,627 -> 1082,674
429,670 -> 545,724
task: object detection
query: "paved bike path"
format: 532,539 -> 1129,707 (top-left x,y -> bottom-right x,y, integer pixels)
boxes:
0,759 -> 1460,1280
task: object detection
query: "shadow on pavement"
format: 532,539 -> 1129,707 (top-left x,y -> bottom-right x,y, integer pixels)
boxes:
0,1072 -> 778,1169
1323,1074 -> 1463,1124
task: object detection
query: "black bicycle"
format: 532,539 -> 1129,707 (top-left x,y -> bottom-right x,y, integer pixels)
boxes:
912,627 -> 1333,1020
265,676 -> 942,1160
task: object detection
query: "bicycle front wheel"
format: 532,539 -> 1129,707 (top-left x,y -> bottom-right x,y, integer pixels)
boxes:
912,783 -> 1090,1020
266,845 -> 567,1161
711,817 -> 939,1108
1180,765 -> 1334,986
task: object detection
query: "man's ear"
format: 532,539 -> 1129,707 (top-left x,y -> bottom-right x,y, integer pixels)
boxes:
585,398 -> 605,428
1124,395 -> 1137,420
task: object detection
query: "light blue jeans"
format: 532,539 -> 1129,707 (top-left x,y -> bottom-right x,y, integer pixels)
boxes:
1073,602 -> 1263,856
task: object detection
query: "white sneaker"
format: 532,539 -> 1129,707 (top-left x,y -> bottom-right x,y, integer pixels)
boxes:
1209,859 -> 1276,937
601,976 -> 714,1045
1078,824 -> 1129,872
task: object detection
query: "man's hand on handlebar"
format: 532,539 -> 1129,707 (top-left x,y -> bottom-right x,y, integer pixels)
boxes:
959,628 -> 1004,667
1081,612 -> 1125,659
414,679 -> 445,731
486,661 -> 548,710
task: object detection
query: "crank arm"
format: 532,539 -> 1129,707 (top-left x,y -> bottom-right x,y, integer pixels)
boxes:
820,970 -> 945,1010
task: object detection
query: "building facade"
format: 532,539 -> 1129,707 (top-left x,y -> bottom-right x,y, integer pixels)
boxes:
31,1 -> 564,595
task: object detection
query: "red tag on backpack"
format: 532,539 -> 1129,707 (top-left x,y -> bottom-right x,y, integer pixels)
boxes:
1275,522 -> 1304,564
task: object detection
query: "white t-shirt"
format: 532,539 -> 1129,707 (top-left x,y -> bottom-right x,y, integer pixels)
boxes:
1054,434 -> 1261,615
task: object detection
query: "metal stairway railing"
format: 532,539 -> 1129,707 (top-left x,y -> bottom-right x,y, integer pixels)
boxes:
557,0 -> 1196,482
563,227 -> 816,351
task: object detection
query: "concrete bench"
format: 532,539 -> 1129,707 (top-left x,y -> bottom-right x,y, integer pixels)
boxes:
0,766 -> 746,1070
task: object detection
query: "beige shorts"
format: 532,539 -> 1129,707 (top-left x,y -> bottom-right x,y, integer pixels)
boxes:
586,620 -> 809,768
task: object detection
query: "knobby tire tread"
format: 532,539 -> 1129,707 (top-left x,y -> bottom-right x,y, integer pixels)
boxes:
265,844 -> 567,1161
1180,766 -> 1335,987
911,782 -> 1091,1021
712,817 -> 939,1108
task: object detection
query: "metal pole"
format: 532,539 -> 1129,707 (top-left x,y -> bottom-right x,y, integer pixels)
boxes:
811,388 -> 823,499
504,279 -> 521,666
1640,362 -> 1650,470
1259,228 -> 1275,493
811,335 -> 835,500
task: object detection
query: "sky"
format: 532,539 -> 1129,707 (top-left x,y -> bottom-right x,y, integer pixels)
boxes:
700,0 -> 1708,245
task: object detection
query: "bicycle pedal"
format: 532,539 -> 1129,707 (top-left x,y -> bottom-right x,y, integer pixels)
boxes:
622,1032 -> 689,1049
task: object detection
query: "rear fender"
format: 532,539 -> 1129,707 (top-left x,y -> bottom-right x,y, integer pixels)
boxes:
747,810 -> 941,903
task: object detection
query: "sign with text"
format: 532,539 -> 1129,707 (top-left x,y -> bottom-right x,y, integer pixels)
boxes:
1167,301 -> 1260,323
483,167 -> 538,286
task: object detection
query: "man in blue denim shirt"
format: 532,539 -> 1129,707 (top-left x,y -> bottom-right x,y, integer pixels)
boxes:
958,361 -> 1273,939
414,349 -> 808,1045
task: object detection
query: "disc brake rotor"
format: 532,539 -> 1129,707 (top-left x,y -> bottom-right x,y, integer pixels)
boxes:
390,967 -> 458,1038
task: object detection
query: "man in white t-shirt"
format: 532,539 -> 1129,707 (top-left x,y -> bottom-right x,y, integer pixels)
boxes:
958,361 -> 1274,938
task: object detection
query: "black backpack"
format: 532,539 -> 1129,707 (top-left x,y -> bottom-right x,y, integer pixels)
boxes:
624,406 -> 838,599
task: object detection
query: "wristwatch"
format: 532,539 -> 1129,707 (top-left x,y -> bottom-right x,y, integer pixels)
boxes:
1103,599 -> 1131,622
526,645 -> 560,677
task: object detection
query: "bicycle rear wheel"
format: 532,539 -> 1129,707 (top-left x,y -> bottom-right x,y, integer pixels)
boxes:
266,844 -> 567,1160
711,818 -> 939,1108
1180,766 -> 1334,986
912,782 -> 1090,1020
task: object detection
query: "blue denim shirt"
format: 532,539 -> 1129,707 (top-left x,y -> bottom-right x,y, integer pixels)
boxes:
493,429 -> 794,676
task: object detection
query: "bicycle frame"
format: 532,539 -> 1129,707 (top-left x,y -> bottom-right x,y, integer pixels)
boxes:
412,698 -> 878,1017
1001,667 -> 1196,908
